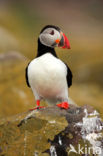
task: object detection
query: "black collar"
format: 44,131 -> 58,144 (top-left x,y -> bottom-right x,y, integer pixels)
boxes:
36,39 -> 58,58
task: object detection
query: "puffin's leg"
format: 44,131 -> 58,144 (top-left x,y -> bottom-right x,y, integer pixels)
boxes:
30,100 -> 45,111
30,90 -> 45,111
36,100 -> 45,109
57,102 -> 69,109
36,100 -> 40,107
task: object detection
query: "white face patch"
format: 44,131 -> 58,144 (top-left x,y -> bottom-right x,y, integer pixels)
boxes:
39,28 -> 61,47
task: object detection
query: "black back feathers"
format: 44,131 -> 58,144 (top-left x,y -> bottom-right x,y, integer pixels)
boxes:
25,63 -> 30,87
65,63 -> 73,88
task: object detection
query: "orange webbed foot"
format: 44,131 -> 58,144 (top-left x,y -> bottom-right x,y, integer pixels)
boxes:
29,100 -> 45,111
57,102 -> 69,109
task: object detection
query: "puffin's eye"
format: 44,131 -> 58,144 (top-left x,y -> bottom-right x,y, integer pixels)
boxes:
50,30 -> 54,35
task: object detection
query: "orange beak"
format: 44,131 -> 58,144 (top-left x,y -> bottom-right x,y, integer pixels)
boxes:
55,32 -> 71,49
62,33 -> 70,49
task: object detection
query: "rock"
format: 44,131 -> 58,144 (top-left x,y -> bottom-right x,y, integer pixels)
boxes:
0,51 -> 27,63
0,51 -> 34,118
0,104 -> 103,156
0,27 -> 19,52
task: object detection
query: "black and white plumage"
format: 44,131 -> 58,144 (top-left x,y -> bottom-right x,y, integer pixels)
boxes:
25,25 -> 72,109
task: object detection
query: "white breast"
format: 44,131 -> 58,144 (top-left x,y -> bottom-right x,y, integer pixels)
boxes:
28,53 -> 68,101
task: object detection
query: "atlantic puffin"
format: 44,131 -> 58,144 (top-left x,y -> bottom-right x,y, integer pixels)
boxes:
25,25 -> 72,110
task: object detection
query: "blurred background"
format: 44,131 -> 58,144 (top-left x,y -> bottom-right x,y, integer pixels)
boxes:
0,0 -> 103,119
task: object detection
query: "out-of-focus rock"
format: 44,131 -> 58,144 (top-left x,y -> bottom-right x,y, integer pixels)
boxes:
0,51 -> 34,118
0,104 -> 103,156
0,51 -> 27,63
0,27 -> 19,52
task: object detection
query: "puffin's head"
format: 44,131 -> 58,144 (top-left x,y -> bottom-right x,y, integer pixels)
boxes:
39,25 -> 70,49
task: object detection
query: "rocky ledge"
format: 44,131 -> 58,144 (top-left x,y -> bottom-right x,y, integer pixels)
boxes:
0,104 -> 103,156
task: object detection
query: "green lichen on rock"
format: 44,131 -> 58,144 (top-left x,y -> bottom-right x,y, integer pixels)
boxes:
0,105 -> 103,156
0,107 -> 68,156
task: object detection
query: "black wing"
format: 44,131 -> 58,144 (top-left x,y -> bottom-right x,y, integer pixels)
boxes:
65,63 -> 73,88
25,63 -> 30,87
